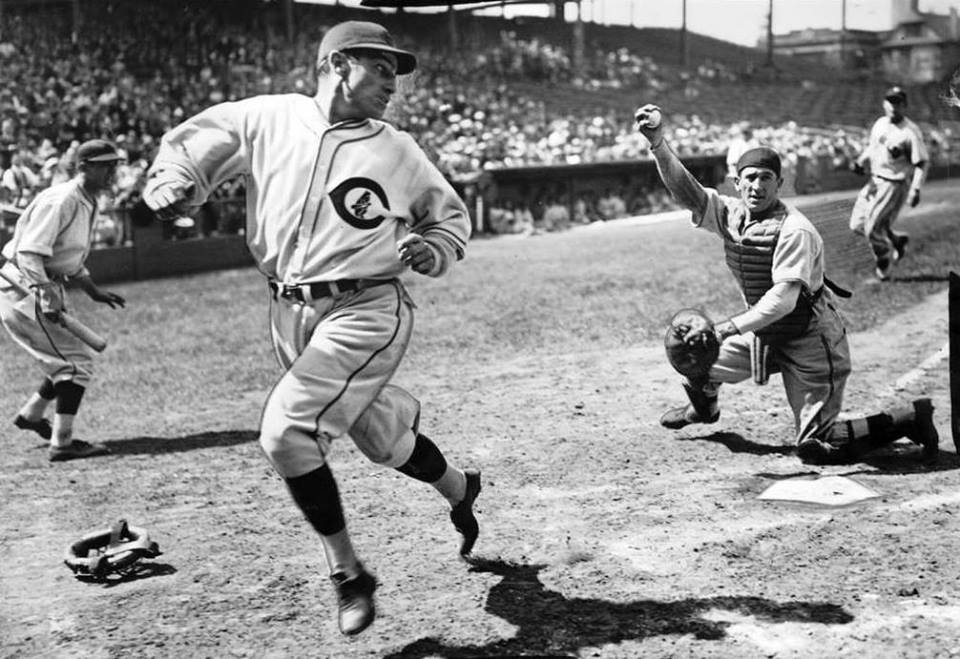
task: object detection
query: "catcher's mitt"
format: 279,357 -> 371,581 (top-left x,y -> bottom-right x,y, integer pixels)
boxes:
664,308 -> 721,379
64,519 -> 161,581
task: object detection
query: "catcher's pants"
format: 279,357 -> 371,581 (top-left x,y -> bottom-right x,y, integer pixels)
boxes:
849,175 -> 908,263
704,294 -> 851,444
259,279 -> 420,479
0,267 -> 94,387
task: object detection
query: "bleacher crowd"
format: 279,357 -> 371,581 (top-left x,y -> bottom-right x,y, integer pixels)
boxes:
0,1 -> 956,242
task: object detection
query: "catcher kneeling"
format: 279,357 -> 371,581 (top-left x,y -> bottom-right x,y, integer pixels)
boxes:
635,104 -> 938,465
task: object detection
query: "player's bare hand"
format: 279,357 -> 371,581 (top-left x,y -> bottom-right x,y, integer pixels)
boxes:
142,176 -> 194,222
397,234 -> 436,275
90,288 -> 126,309
633,104 -> 664,146
908,188 -> 920,207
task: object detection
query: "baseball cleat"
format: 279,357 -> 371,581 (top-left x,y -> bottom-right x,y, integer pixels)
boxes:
450,469 -> 481,557
14,415 -> 52,440
906,398 -> 939,462
893,235 -> 909,262
875,257 -> 892,281
659,404 -> 720,430
48,440 -> 110,462
796,438 -> 849,465
330,565 -> 377,636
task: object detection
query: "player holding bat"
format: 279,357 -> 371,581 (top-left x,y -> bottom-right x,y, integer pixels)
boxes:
0,139 -> 126,462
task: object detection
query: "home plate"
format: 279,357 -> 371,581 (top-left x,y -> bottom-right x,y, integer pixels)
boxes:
758,476 -> 881,506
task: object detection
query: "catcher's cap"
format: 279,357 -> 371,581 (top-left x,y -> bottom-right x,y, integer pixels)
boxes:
317,21 -> 417,75
884,86 -> 907,104
76,139 -> 122,164
736,146 -> 781,177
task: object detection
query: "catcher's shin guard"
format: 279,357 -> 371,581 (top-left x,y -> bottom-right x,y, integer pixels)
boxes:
825,398 -> 939,463
660,381 -> 720,430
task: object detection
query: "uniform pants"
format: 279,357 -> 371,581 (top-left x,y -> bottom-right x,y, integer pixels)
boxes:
849,176 -> 908,263
0,271 -> 93,387
259,280 -> 421,479
704,297 -> 852,444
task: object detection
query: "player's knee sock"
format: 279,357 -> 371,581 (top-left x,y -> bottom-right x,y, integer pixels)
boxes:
396,433 -> 466,506
829,413 -> 898,456
285,464 -> 359,577
50,381 -> 85,446
19,378 -> 56,420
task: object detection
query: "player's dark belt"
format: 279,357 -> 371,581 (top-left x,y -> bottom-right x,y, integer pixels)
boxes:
268,278 -> 393,303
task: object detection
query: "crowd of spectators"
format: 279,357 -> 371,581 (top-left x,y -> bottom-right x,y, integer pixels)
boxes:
0,1 -> 956,243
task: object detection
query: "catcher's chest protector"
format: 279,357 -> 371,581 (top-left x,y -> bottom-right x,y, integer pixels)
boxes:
723,213 -> 814,340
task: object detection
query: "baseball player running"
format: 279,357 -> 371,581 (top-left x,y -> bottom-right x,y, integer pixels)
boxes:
849,86 -> 928,281
142,21 -> 480,637
1,139 -> 126,461
634,104 -> 939,465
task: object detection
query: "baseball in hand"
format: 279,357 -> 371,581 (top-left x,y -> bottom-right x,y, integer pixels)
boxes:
644,109 -> 662,129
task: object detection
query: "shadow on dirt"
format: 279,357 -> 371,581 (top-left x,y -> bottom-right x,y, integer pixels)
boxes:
80,562 -> 179,589
887,273 -> 951,283
679,431 -> 795,456
385,558 -> 853,658
102,430 -> 258,456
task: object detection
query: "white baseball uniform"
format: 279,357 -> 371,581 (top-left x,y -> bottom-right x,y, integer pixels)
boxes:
147,93 -> 471,478
849,116 -> 928,261
0,178 -> 98,386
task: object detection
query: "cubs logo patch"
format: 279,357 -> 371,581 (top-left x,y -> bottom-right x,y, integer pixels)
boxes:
329,177 -> 391,230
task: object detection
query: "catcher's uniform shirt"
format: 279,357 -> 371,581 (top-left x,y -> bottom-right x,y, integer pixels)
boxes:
690,189 -> 850,444
864,116 -> 927,181
0,178 -> 98,385
148,93 -> 471,478
695,189 -> 824,295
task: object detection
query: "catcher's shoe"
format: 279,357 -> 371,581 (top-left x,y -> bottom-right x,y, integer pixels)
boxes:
904,398 -> 939,462
796,438 -> 850,465
875,257 -> 893,281
48,440 -> 110,462
14,415 -> 52,440
450,469 -> 482,557
660,404 -> 719,430
330,565 -> 377,636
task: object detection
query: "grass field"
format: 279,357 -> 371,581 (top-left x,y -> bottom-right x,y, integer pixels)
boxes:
1,180 -> 959,658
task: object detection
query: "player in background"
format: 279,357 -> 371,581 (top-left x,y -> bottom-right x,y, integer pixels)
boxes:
849,86 -> 928,281
142,21 -> 481,637
633,103 -> 940,466
0,139 -> 126,461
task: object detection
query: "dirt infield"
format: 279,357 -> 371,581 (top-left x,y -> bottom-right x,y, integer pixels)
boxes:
2,183 -> 959,658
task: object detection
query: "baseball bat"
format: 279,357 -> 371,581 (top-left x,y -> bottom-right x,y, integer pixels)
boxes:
0,269 -> 108,352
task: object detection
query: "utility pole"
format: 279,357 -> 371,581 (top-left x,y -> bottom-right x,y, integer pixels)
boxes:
680,0 -> 688,68
766,0 -> 774,67
840,0 -> 847,68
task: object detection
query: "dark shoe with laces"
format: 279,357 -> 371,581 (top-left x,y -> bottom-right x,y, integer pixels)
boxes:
893,234 -> 909,262
450,469 -> 481,557
660,404 -> 720,430
796,438 -> 852,465
14,415 -> 52,440
48,440 -> 110,462
330,565 -> 377,636
906,398 -> 939,463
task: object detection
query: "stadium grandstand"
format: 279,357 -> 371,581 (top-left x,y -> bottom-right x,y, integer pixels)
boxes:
0,0 -> 957,248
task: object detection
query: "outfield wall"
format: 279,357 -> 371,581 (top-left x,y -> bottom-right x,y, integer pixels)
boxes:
2,153 -> 955,285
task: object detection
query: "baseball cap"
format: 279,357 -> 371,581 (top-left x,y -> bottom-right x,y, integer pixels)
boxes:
76,139 -> 122,164
884,86 -> 907,104
736,146 -> 782,177
317,21 -> 417,75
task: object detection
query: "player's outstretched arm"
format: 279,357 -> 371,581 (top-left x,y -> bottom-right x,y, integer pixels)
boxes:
633,104 -> 709,218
